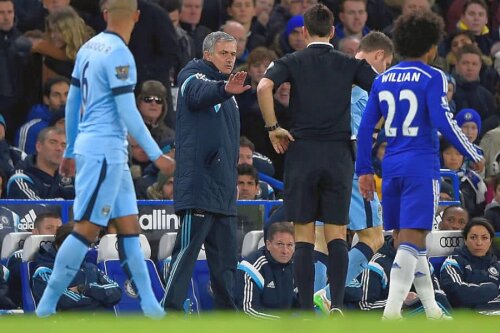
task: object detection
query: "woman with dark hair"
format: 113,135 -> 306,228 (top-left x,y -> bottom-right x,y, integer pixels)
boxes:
439,217 -> 500,310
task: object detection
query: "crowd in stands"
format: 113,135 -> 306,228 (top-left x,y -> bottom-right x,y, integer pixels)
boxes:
0,0 -> 500,317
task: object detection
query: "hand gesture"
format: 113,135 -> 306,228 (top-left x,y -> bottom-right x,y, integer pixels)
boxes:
471,158 -> 485,174
269,127 -> 294,154
154,154 -> 175,176
358,174 -> 375,201
59,158 -> 76,178
225,71 -> 251,95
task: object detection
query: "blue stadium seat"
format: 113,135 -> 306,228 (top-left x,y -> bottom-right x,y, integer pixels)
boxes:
97,234 -> 164,315
21,235 -> 55,313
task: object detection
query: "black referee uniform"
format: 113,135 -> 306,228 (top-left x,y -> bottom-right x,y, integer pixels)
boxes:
263,42 -> 376,310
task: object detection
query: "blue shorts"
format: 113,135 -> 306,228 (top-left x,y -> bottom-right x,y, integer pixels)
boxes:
73,153 -> 138,227
349,177 -> 383,231
382,177 -> 439,231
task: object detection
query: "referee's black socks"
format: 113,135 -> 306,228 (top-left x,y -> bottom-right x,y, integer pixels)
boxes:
327,239 -> 349,309
294,242 -> 315,310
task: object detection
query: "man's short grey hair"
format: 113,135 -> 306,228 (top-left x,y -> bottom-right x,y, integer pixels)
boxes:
202,32 -> 236,54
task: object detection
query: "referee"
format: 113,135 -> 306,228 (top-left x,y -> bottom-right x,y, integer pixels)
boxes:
257,4 -> 376,314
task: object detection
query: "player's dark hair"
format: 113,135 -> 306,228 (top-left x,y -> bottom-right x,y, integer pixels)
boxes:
267,221 -> 294,241
456,43 -> 483,62
239,136 -> 255,152
304,4 -> 333,38
358,31 -> 394,55
237,163 -> 259,184
393,11 -> 444,58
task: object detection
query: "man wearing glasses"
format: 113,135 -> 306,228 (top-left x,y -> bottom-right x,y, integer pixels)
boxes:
235,222 -> 298,318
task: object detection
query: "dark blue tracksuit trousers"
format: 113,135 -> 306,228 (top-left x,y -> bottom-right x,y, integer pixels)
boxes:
162,209 -> 238,311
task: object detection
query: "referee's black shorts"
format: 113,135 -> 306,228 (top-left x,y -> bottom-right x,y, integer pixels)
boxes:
284,139 -> 354,225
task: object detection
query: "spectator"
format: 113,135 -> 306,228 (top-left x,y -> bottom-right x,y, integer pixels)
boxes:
484,174 -> 500,231
29,6 -> 94,83
128,135 -> 153,181
479,125 -> 500,178
31,222 -> 122,312
272,15 -> 306,57
6,211 -> 62,308
17,0 -> 70,32
438,205 -> 469,230
338,35 -> 361,56
333,0 -> 370,48
178,0 -> 211,58
15,76 -> 69,155
440,217 -> 500,311
456,0 -> 495,56
254,0 -> 275,36
353,230 -> 451,315
267,0 -> 317,45
382,0 -> 431,38
235,222 -> 299,318
222,20 -> 249,66
237,163 -> 260,200
0,0 -> 35,141
237,47 -> 278,157
440,137 -> 487,218
226,0 -> 266,51
158,0 -> 196,85
145,172 -> 174,200
443,31 -> 493,72
239,136 -> 275,199
0,116 -> 27,180
453,44 -> 497,129
445,73 -> 457,114
6,127 -> 74,200
455,108 -> 485,175
136,80 -> 175,145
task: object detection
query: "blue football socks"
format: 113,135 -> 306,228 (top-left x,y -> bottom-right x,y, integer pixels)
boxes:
117,235 -> 165,319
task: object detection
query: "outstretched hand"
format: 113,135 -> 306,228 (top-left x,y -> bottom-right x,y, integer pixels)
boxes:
225,71 -> 251,95
269,127 -> 294,154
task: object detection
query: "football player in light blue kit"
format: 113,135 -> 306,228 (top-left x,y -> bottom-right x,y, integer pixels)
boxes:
313,32 -> 394,312
35,0 -> 175,318
356,11 -> 483,320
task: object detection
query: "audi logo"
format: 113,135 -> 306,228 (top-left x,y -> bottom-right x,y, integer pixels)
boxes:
439,236 -> 463,247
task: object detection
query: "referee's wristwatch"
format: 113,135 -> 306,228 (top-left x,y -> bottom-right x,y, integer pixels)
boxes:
264,123 -> 280,132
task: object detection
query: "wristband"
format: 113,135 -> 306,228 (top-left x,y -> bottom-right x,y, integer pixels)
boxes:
264,123 -> 280,132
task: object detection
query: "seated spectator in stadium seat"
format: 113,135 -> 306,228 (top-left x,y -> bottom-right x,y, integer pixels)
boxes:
455,108 -> 485,175
452,44 -> 498,132
7,212 -> 62,308
338,35 -> 361,56
6,127 -> 74,200
222,20 -> 250,67
237,164 -> 262,200
271,15 -> 306,57
253,0 -> 275,40
15,77 -> 69,155
332,0 -> 370,48
31,222 -> 122,312
352,230 -> 451,314
178,0 -> 211,58
440,137 -> 487,218
440,217 -> 500,311
235,222 -> 299,318
455,0 -> 496,56
484,174 -> 500,231
267,0 -> 315,46
0,263 -> 15,309
226,0 -> 266,52
136,80 -> 175,145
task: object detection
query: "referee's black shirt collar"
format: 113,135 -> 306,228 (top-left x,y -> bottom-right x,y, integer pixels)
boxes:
307,42 -> 334,49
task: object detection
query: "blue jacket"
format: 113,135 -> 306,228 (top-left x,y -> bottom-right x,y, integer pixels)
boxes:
355,238 -> 451,314
235,246 -> 299,319
174,59 -> 240,215
440,246 -> 500,310
0,264 -> 15,309
31,243 -> 122,311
